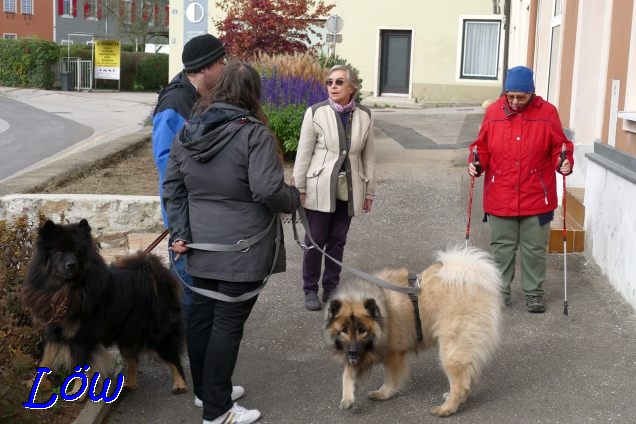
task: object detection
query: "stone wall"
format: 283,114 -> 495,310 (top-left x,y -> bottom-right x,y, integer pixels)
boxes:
0,194 -> 163,239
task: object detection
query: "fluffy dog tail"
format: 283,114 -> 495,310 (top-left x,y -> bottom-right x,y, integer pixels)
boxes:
434,246 -> 501,296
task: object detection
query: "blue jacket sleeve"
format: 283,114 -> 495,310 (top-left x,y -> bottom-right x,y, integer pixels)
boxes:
152,109 -> 186,226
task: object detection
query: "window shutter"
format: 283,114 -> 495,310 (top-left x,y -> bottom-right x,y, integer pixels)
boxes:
72,0 -> 78,17
84,1 -> 90,18
130,0 -> 136,22
58,0 -> 64,15
164,4 -> 169,27
153,4 -> 158,26
97,0 -> 103,19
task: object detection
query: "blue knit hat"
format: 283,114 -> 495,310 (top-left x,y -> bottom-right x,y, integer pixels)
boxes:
504,66 -> 535,93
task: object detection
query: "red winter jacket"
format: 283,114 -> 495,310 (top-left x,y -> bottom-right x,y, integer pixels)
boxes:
469,94 -> 574,217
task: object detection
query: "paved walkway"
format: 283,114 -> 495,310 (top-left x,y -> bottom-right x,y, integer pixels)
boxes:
1,89 -> 635,424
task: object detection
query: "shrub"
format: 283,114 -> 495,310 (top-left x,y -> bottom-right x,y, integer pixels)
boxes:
0,38 -> 60,89
136,53 -> 169,92
263,103 -> 307,159
0,214 -> 70,423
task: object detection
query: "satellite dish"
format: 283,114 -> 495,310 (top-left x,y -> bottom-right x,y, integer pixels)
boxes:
326,15 -> 344,33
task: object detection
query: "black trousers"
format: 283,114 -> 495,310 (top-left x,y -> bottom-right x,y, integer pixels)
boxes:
187,277 -> 259,420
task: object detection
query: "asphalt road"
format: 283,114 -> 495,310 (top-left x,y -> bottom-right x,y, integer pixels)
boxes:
0,88 -> 156,185
0,96 -> 92,180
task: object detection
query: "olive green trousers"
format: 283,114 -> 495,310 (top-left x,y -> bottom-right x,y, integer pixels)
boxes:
489,215 -> 550,297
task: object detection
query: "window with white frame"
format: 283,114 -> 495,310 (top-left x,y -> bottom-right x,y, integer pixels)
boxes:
61,0 -> 71,16
547,0 -> 563,103
460,19 -> 501,80
84,0 -> 97,19
122,0 -> 133,25
20,0 -> 32,14
144,1 -> 156,27
3,0 -> 16,13
3,33 -> 18,39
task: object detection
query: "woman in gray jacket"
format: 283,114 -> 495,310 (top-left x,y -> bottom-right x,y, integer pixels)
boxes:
163,62 -> 300,424
292,64 -> 376,311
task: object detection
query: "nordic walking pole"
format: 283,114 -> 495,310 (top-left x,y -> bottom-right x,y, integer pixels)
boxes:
465,146 -> 480,248
561,144 -> 569,316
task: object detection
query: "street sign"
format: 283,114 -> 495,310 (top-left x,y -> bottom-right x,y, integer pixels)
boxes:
326,15 -> 344,33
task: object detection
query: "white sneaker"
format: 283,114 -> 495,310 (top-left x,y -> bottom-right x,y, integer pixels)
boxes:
202,403 -> 261,424
195,386 -> 245,407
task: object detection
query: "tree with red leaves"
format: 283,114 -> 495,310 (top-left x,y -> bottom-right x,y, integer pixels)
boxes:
215,0 -> 335,59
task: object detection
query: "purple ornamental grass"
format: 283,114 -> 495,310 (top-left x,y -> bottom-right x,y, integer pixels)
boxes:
261,71 -> 327,109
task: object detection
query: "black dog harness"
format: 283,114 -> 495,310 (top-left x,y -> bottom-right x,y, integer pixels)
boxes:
408,273 -> 424,342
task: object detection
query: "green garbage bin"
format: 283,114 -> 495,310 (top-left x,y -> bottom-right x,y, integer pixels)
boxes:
60,72 -> 74,91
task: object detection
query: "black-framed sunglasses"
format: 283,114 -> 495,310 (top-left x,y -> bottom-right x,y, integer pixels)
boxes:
326,78 -> 345,87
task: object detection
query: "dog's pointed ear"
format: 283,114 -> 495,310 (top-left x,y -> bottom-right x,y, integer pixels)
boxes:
327,299 -> 342,321
364,298 -> 381,319
78,219 -> 92,234
39,220 -> 57,238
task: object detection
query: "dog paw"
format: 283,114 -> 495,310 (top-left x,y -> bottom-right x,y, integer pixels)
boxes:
367,389 -> 390,401
123,383 -> 137,391
430,405 -> 456,417
340,397 -> 354,410
172,385 -> 187,394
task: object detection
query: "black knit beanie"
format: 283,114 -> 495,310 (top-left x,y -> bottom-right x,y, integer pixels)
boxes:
182,34 -> 225,73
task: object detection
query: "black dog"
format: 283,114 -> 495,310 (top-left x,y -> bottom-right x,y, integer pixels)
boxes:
21,219 -> 187,396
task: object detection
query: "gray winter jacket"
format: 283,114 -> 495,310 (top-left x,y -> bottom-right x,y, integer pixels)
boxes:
162,102 -> 300,282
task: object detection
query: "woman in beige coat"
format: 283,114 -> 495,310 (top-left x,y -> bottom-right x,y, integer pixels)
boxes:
292,64 -> 376,311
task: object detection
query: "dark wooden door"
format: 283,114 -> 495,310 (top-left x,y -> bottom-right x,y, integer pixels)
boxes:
380,30 -> 411,94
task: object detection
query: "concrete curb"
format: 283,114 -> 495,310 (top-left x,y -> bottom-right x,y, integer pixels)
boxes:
0,127 -> 151,197
71,360 -> 125,424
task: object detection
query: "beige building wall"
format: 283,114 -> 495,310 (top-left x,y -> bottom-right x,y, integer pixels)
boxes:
168,0 -> 503,105
331,0 -> 502,104
570,1 -> 609,149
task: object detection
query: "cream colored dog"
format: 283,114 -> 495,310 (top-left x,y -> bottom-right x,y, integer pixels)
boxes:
324,246 -> 502,417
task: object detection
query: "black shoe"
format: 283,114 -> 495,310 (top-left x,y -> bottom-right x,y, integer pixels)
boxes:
526,295 -> 545,313
304,291 -> 321,311
322,290 -> 335,303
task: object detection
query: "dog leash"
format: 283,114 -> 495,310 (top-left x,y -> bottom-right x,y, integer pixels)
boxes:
143,229 -> 169,254
291,208 -> 420,296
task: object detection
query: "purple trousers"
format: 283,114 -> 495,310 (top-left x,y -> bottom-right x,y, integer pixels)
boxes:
303,200 -> 352,295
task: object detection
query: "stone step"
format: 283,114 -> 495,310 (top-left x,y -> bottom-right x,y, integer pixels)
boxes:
549,188 -> 585,253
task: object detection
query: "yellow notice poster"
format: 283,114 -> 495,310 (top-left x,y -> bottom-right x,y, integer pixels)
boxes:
95,40 -> 121,80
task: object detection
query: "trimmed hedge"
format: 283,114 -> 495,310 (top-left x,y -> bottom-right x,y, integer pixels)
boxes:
0,38 -> 60,89
0,38 -> 168,91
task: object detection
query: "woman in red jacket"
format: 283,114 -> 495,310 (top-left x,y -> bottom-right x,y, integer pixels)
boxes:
468,66 -> 573,313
